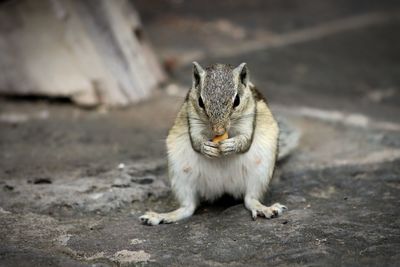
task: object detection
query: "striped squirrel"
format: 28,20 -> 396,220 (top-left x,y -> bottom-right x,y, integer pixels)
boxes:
140,62 -> 287,225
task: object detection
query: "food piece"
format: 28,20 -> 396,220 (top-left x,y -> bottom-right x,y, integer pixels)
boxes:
212,132 -> 228,143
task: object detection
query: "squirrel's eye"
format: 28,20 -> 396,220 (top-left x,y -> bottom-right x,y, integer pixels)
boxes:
198,97 -> 205,109
233,94 -> 240,108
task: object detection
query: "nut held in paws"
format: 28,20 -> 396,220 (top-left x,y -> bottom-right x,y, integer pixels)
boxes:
212,132 -> 228,143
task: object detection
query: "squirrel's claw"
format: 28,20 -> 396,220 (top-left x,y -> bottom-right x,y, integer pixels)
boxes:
250,203 -> 287,220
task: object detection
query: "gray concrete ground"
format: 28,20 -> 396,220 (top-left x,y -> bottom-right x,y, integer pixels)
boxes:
1,0 -> 400,266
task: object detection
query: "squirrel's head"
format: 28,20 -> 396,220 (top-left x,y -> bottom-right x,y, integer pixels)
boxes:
190,62 -> 252,136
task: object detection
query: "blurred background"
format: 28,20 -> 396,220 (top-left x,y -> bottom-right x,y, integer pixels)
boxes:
0,0 -> 399,266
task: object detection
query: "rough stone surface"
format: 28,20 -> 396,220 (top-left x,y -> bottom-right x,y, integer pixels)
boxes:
1,0 -> 400,266
0,159 -> 169,214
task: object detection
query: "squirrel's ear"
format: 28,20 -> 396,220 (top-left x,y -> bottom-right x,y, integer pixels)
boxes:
192,61 -> 205,88
234,63 -> 249,87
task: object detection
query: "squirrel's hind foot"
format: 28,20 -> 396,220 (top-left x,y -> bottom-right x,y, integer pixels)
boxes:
140,205 -> 196,226
245,198 -> 287,220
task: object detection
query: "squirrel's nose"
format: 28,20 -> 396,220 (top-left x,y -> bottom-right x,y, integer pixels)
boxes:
212,126 -> 226,136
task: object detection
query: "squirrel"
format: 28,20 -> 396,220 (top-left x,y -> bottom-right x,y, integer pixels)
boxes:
140,62 -> 287,225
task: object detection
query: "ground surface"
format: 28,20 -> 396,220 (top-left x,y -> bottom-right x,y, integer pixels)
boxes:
1,0 -> 400,266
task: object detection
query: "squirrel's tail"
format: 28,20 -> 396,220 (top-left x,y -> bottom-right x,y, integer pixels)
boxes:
276,116 -> 301,161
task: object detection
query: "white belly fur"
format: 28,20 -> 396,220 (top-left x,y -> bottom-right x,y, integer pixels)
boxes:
167,121 -> 277,202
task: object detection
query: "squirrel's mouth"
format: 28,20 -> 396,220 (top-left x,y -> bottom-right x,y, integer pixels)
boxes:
211,119 -> 231,135
212,125 -> 226,136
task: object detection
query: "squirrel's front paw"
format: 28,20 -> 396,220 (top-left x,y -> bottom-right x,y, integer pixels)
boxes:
201,141 -> 220,158
219,138 -> 237,156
